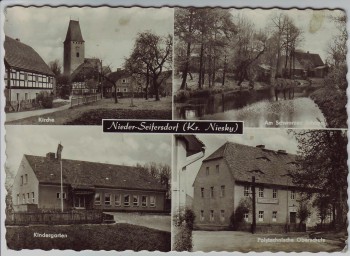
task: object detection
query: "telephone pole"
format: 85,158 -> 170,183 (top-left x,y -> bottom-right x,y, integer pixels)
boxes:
251,176 -> 256,234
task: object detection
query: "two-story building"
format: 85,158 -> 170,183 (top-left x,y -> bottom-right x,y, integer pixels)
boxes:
193,142 -> 320,230
4,36 -> 55,111
12,151 -> 167,213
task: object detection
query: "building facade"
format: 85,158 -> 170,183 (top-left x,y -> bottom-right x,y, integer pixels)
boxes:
12,152 -> 167,213
193,142 -> 321,230
4,36 -> 55,111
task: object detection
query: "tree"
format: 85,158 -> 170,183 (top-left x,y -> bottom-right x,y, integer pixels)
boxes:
296,202 -> 310,230
290,130 -> 347,228
48,59 -> 62,77
125,31 -> 173,101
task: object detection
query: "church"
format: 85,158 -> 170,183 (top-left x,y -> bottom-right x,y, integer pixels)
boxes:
63,20 -> 102,95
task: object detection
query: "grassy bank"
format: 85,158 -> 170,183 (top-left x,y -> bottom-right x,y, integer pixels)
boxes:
6,97 -> 172,125
310,87 -> 347,128
6,223 -> 171,251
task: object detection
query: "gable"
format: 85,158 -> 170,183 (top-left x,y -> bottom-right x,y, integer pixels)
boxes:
4,36 -> 54,76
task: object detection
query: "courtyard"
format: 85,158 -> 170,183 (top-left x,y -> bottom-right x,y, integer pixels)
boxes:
192,231 -> 346,252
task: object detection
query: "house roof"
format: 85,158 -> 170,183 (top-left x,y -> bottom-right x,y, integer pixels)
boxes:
295,51 -> 324,68
71,58 -> 101,82
24,155 -> 166,192
64,20 -> 84,43
4,36 -> 54,76
176,135 -> 205,157
203,142 -> 298,187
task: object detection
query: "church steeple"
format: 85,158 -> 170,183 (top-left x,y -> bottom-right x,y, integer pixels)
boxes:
63,20 -> 85,75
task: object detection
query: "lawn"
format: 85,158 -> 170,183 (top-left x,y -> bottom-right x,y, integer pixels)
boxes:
7,97 -> 172,125
192,231 -> 346,252
6,223 -> 171,251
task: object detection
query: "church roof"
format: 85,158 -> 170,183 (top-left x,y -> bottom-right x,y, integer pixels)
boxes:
24,154 -> 166,192
70,58 -> 101,82
203,142 -> 298,187
4,36 -> 54,76
64,20 -> 84,43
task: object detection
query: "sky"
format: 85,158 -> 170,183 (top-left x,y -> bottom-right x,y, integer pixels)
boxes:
230,8 -> 345,61
184,128 -> 299,197
5,126 -> 172,183
4,6 -> 174,71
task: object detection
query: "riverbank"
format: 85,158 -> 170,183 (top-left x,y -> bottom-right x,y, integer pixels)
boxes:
310,87 -> 347,128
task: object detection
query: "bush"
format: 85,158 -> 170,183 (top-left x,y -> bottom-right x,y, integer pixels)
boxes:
36,92 -> 53,108
173,207 -> 196,230
173,224 -> 193,252
175,90 -> 190,102
230,198 -> 252,230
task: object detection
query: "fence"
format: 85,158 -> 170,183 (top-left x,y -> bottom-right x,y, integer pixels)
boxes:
71,94 -> 101,108
5,210 -> 105,226
6,99 -> 39,112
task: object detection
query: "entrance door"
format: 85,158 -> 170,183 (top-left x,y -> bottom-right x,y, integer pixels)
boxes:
74,195 -> 86,209
290,212 -> 296,224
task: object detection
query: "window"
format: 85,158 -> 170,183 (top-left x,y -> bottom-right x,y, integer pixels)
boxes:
244,186 -> 250,197
200,210 -> 204,221
115,194 -> 121,206
258,187 -> 264,198
272,211 -> 277,222
27,193 -> 30,203
104,193 -> 111,205
57,192 -> 67,199
210,210 -> 214,221
22,194 -> 25,204
24,174 -> 28,184
206,167 -> 209,176
94,193 -> 101,205
32,192 -> 35,203
17,194 -> 19,205
150,196 -> 156,207
123,88 -> 127,92
76,52 -> 80,57
216,165 -> 220,173
244,213 -> 249,222
210,187 -> 214,198
21,175 -> 23,185
133,195 -> 139,206
273,189 -> 278,199
220,185 -> 225,197
25,93 -> 28,100
258,211 -> 264,222
291,190 -> 295,200
122,79 -> 127,83
220,210 -> 225,222
141,196 -> 147,207
124,195 -> 130,206
200,188 -> 204,198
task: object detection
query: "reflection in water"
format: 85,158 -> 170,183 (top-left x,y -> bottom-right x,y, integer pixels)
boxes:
175,88 -> 326,128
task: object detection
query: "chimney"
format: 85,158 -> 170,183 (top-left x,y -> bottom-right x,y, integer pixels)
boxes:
277,149 -> 287,155
256,145 -> 265,149
56,143 -> 63,161
15,38 -> 20,42
46,152 -> 56,160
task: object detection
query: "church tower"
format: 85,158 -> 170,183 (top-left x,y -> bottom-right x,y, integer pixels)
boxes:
63,20 -> 85,75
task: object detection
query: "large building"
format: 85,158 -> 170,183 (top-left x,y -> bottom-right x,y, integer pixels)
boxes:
63,20 -> 102,95
4,36 -> 55,111
12,151 -> 167,213
193,142 -> 321,230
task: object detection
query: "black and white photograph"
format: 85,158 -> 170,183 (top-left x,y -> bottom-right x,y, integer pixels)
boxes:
172,130 -> 347,252
4,7 -> 173,125
173,8 -> 347,128
5,126 -> 171,251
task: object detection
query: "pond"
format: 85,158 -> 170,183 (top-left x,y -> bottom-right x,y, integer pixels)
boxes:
174,88 -> 326,128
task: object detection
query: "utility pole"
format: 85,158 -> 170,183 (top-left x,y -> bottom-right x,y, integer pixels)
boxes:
251,176 -> 256,234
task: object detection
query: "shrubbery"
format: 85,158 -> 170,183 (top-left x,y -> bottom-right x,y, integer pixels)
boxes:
173,207 -> 195,251
36,92 -> 54,108
230,198 -> 252,230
